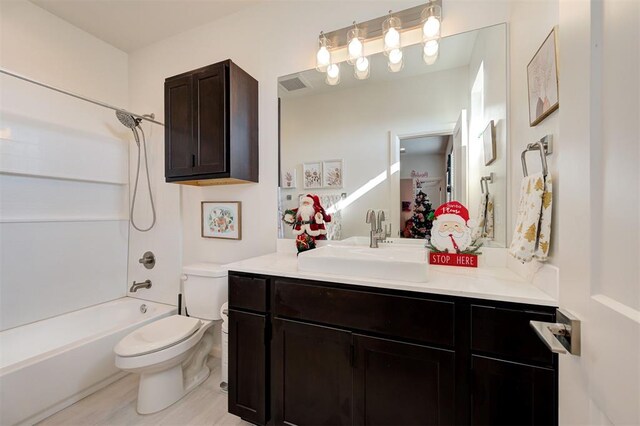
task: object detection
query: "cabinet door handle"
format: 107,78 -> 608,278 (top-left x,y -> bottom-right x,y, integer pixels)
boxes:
191,154 -> 196,167
530,308 -> 581,355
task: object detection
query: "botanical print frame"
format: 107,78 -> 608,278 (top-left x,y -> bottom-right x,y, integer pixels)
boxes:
322,159 -> 343,188
281,168 -> 297,189
201,201 -> 241,240
303,162 -> 323,189
527,27 -> 559,126
482,120 -> 496,166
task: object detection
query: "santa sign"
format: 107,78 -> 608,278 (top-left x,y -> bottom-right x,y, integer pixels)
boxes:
428,201 -> 481,268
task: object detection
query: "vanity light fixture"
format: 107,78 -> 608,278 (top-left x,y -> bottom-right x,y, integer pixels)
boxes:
383,11 -> 404,73
346,22 -> 365,65
314,2 -> 442,85
354,56 -> 370,80
326,63 -> 341,85
382,11 -> 402,54
421,1 -> 442,65
423,39 -> 439,64
316,31 -> 332,72
388,48 -> 404,72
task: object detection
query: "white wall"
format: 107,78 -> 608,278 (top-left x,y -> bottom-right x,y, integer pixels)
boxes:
280,67 -> 468,238
127,0 -> 509,303
0,0 -> 129,330
467,24 -> 508,246
507,0 -> 559,263
400,154 -> 446,180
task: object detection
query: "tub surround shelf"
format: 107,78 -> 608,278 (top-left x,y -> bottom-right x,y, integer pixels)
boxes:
225,251 -> 558,307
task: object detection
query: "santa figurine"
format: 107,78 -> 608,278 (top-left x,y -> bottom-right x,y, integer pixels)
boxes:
430,201 -> 476,253
283,194 -> 332,253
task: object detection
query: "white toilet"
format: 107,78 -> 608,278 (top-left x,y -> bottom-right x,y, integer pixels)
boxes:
114,263 -> 228,414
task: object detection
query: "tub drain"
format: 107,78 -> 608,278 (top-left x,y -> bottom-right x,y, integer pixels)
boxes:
140,304 -> 147,314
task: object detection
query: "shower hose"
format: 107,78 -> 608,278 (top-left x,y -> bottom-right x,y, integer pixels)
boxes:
130,125 -> 156,232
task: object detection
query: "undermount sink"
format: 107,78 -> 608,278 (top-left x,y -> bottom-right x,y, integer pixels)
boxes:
297,245 -> 429,283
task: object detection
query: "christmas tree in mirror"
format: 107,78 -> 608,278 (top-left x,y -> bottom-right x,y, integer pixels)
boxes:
405,190 -> 435,239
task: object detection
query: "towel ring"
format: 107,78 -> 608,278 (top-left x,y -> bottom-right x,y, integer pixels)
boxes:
521,135 -> 553,177
480,173 -> 494,195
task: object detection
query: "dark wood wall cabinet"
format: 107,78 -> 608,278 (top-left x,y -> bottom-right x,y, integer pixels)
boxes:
228,272 -> 558,426
164,60 -> 258,186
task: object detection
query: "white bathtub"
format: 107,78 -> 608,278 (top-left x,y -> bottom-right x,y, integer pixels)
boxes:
0,297 -> 176,425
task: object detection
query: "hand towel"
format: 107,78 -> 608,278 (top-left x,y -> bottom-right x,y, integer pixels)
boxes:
509,174 -> 553,263
472,194 -> 487,240
484,194 -> 495,240
472,193 -> 495,241
534,176 -> 552,260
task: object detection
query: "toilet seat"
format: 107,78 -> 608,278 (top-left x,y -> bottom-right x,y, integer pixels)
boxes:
115,315 -> 202,357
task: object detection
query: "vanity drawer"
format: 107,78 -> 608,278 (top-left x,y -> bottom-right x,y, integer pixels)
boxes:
471,305 -> 555,365
229,274 -> 268,312
274,279 -> 455,347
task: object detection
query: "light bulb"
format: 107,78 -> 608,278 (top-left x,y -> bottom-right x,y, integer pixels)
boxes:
388,48 -> 403,65
355,56 -> 369,72
354,56 -> 370,80
388,60 -> 403,73
423,51 -> 438,65
316,46 -> 331,72
423,16 -> 441,39
327,63 -> 340,79
326,63 -> 340,85
423,40 -> 439,57
348,37 -> 363,59
384,27 -> 400,50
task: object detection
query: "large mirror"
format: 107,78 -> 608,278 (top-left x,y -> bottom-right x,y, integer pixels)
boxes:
278,24 -> 507,247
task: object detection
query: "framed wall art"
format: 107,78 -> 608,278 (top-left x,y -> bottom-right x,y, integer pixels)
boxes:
303,162 -> 323,189
281,168 -> 297,189
527,27 -> 559,126
201,201 -> 241,240
482,120 -> 496,166
322,159 -> 343,188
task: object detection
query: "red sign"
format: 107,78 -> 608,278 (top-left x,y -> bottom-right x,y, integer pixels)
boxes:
429,252 -> 478,268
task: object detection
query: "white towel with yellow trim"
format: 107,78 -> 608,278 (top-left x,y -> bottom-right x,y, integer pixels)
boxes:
509,173 -> 553,263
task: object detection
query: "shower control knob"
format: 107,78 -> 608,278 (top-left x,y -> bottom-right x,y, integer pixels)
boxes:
139,251 -> 156,269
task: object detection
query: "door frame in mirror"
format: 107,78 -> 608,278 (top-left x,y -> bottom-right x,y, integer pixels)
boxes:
389,125 -> 456,238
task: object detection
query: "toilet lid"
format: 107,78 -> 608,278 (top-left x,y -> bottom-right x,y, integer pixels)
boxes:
115,315 -> 202,357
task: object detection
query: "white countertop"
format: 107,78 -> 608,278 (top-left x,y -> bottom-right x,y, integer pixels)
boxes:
224,251 -> 558,307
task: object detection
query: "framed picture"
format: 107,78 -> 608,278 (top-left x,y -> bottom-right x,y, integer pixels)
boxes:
281,169 -> 297,189
322,159 -> 343,188
527,27 -> 559,126
482,120 -> 496,166
303,162 -> 322,189
201,201 -> 241,240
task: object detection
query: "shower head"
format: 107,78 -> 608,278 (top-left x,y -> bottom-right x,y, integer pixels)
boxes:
115,110 -> 141,129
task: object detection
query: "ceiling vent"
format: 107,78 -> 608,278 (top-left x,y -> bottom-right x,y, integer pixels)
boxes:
279,75 -> 310,92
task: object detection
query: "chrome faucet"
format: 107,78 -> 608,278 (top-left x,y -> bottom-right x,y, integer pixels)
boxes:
366,209 -> 391,248
130,279 -> 152,292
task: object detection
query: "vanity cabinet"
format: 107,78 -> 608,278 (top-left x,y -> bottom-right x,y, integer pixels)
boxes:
228,272 -> 558,426
164,60 -> 258,185
273,319 -> 353,425
228,310 -> 267,425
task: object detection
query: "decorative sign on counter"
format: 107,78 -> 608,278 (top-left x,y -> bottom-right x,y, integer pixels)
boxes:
429,252 -> 479,268
427,201 -> 482,268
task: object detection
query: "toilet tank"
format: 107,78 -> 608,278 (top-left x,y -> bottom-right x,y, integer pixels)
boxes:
182,263 -> 228,320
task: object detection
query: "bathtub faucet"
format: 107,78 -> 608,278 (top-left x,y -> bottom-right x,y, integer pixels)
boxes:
130,280 -> 152,292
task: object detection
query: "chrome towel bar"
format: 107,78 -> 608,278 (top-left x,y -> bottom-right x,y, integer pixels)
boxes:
480,173 -> 494,194
521,135 -> 553,177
